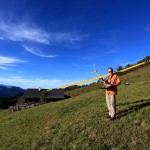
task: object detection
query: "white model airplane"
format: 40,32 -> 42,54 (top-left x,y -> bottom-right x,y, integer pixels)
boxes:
89,65 -> 101,76
89,65 -> 105,81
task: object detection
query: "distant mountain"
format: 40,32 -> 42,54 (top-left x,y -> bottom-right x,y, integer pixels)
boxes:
0,85 -> 25,98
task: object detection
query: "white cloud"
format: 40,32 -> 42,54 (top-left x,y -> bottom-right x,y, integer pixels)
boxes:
0,56 -> 27,70
0,56 -> 25,64
0,18 -> 86,46
0,66 -> 10,70
0,19 -> 50,44
22,45 -> 57,58
0,76 -> 73,89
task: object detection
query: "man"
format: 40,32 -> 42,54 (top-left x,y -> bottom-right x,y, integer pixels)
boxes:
103,67 -> 121,121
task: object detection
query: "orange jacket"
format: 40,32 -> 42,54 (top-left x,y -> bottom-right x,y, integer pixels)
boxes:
105,73 -> 121,95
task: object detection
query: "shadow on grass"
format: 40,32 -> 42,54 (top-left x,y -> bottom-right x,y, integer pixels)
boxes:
116,99 -> 150,119
117,99 -> 150,106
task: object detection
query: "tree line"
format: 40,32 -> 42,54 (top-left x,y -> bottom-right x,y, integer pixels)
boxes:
116,56 -> 150,76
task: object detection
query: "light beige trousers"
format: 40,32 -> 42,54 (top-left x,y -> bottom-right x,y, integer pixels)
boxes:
106,94 -> 116,117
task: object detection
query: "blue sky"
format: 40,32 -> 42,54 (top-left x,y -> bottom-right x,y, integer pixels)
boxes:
0,0 -> 150,89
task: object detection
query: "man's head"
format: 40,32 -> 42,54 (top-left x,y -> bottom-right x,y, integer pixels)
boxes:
108,67 -> 113,75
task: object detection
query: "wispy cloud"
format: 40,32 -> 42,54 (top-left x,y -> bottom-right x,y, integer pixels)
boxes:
145,25 -> 150,32
0,56 -> 27,70
104,50 -> 117,55
72,64 -> 80,67
102,31 -> 117,46
81,50 -> 112,60
0,17 -> 87,59
0,18 -> 86,46
0,76 -> 73,89
49,33 -> 86,45
22,45 -> 57,58
0,66 -> 10,70
73,63 -> 94,68
84,65 -> 94,68
0,19 -> 50,44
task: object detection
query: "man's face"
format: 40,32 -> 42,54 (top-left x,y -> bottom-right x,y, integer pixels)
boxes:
108,69 -> 113,75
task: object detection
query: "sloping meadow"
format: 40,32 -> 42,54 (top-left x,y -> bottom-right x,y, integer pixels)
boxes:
0,65 -> 150,149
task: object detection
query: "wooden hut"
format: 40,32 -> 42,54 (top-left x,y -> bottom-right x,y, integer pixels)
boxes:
22,88 -> 65,103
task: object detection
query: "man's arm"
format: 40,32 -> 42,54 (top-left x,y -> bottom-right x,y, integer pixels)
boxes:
112,75 -> 121,86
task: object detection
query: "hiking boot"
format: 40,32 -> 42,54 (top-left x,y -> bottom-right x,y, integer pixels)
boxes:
110,116 -> 116,121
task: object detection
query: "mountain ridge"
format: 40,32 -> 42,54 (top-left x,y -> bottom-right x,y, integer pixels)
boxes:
0,85 -> 25,98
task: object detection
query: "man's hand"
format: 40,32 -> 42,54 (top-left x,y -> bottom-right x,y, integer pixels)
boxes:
105,84 -> 112,88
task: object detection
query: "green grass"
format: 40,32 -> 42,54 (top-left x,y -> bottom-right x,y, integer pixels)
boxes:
0,65 -> 150,150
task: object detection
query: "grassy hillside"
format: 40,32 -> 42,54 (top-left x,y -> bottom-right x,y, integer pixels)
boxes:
0,65 -> 150,150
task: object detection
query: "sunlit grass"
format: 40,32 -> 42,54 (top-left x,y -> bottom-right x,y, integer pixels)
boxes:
0,65 -> 150,149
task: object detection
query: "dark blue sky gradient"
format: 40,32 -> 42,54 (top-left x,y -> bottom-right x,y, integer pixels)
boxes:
0,0 -> 150,88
